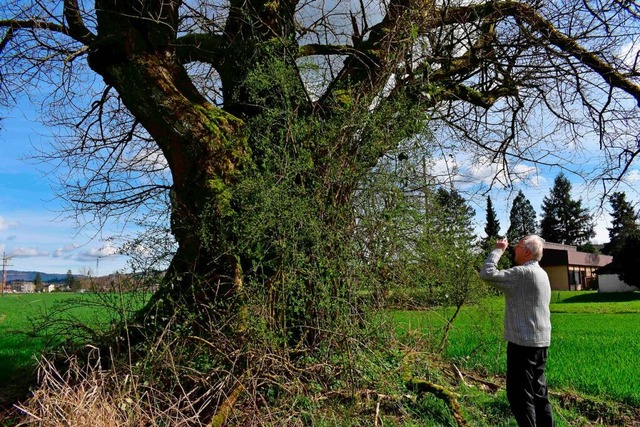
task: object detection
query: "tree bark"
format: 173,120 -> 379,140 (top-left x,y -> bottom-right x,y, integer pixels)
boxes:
86,3 -> 250,321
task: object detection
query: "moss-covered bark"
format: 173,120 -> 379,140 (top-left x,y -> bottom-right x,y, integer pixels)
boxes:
85,2 -> 255,330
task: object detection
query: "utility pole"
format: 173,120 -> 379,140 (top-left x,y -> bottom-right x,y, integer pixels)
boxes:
2,252 -> 13,296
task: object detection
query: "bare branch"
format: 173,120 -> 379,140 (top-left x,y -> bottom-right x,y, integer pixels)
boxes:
0,18 -> 68,36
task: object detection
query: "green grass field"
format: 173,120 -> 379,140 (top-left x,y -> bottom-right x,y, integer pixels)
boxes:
393,291 -> 640,407
0,293 -> 79,376
2,290 -> 639,425
0,292 -> 147,405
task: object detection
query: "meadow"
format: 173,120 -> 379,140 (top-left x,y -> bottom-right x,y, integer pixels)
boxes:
0,292 -> 147,405
394,291 -> 640,408
2,290 -> 640,425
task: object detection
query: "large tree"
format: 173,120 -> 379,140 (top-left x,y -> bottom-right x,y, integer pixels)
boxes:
604,192 -> 640,287
540,173 -> 595,245
603,191 -> 640,255
506,190 -> 538,243
614,233 -> 640,287
2,0 -> 640,422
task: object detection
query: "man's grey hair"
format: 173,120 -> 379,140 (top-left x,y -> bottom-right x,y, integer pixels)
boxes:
521,235 -> 545,261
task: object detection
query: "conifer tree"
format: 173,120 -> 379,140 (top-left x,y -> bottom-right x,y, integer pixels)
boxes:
604,192 -> 640,286
481,196 -> 501,252
435,187 -> 476,239
540,173 -> 595,245
33,272 -> 43,292
603,192 -> 640,255
615,234 -> 640,287
506,190 -> 538,242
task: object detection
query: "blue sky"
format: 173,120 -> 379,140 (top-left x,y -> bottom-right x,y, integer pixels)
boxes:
2,92 -> 639,275
1,107 -> 633,277
1,102 -> 129,275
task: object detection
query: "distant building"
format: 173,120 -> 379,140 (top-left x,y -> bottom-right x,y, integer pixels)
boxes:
595,263 -> 638,293
11,281 -> 36,293
46,284 -> 56,293
539,243 -> 613,291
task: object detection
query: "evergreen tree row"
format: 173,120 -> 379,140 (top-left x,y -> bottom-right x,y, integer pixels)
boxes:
481,173 -> 595,248
480,172 -> 640,286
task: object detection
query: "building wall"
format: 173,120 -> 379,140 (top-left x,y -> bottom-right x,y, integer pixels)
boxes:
540,243 -> 613,291
544,265 -> 569,291
11,282 -> 35,293
568,266 -> 600,290
599,274 -> 639,293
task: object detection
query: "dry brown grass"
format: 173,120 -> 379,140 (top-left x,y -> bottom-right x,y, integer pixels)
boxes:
14,345 -> 222,427
12,307 -> 375,427
15,348 -> 144,427
12,339 -> 308,426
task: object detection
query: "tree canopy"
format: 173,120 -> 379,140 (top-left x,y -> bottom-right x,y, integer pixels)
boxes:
604,192 -> 640,286
540,173 -> 595,245
506,190 -> 538,243
615,233 -> 640,287
2,0 -> 640,424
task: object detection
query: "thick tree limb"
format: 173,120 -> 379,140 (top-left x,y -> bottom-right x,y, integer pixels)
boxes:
297,43 -> 359,58
63,0 -> 96,44
175,33 -> 227,66
436,84 -> 519,108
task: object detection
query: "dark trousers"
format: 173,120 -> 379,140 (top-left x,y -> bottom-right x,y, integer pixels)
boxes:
506,342 -> 554,427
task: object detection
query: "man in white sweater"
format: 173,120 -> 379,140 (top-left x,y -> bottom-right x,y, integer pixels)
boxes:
480,235 -> 554,427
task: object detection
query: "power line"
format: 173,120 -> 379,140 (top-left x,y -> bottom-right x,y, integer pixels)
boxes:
2,252 -> 14,296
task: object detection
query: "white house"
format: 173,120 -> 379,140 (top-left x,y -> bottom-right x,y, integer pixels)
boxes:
596,263 -> 638,293
12,281 -> 35,293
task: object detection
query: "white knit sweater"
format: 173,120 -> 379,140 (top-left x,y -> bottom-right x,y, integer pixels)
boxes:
480,249 -> 552,347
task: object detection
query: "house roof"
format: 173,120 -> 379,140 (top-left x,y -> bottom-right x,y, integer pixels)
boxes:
542,242 -> 613,268
595,262 -> 617,275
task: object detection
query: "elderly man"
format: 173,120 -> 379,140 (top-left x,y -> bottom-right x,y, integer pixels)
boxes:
480,235 -> 554,427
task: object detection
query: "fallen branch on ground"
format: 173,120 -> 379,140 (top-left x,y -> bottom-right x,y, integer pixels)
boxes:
405,377 -> 469,427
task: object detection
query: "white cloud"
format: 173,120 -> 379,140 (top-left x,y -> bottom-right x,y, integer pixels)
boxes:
625,169 -> 640,183
0,216 -> 17,232
466,160 -> 500,184
76,242 -> 122,261
619,41 -> 640,71
10,247 -> 48,257
53,243 -> 80,258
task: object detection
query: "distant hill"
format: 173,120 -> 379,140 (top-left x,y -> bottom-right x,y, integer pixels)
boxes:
3,270 -> 76,283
